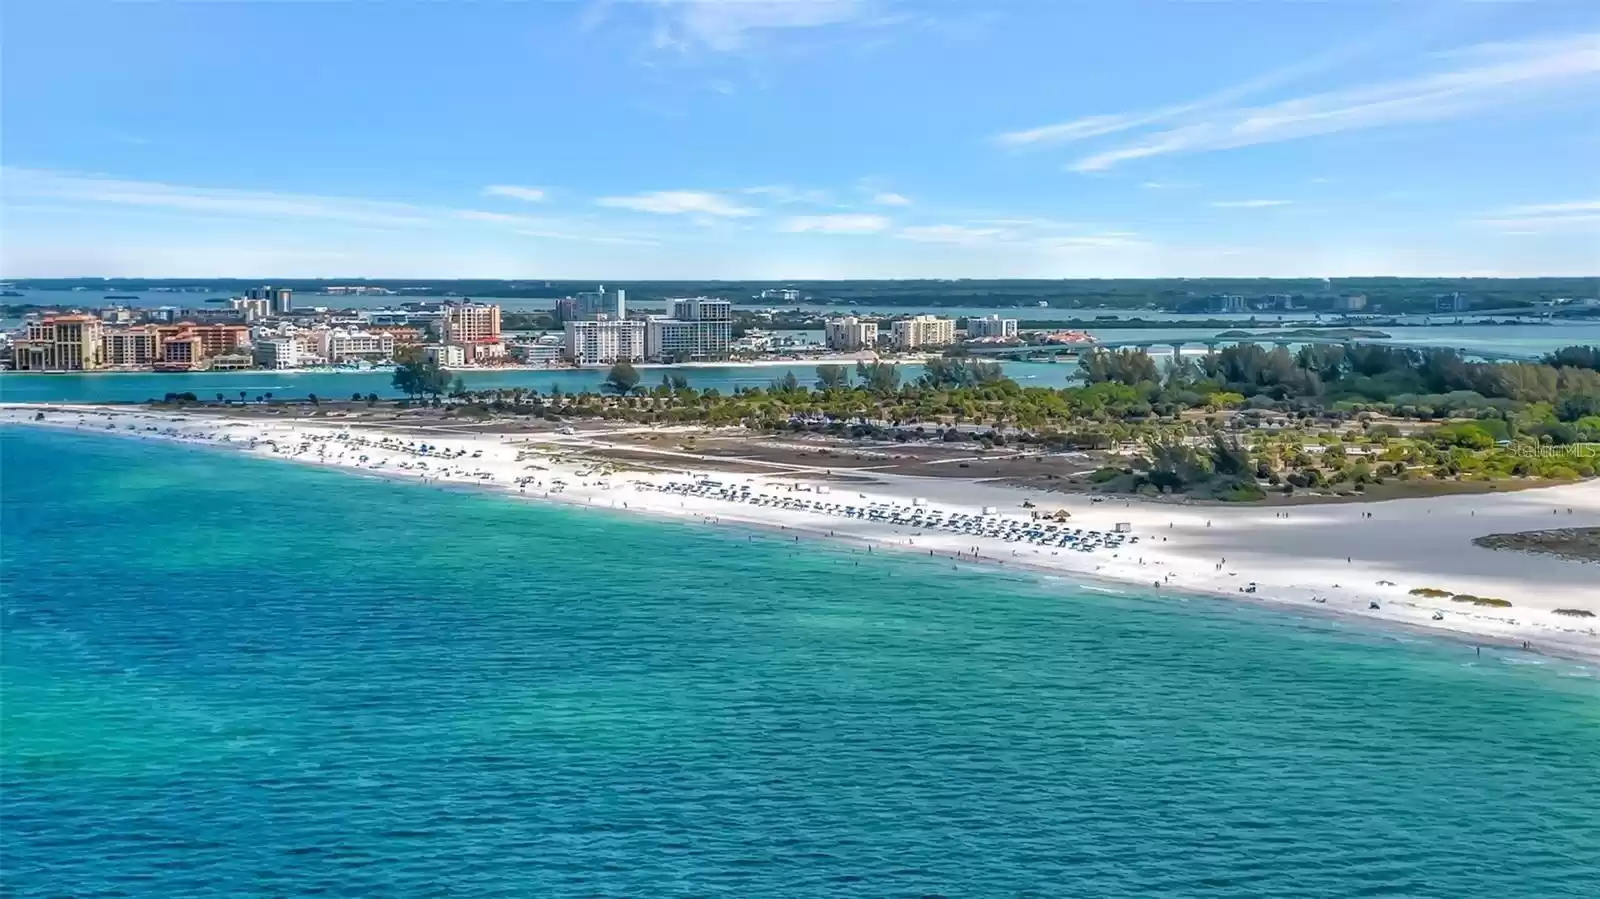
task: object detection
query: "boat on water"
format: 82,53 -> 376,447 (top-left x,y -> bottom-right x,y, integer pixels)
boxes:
103,294 -> 139,300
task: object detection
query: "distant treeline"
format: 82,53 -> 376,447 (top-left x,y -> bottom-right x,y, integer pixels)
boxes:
10,277 -> 1596,314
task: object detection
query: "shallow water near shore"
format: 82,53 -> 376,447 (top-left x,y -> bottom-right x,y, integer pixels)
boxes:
4,427 -> 1599,897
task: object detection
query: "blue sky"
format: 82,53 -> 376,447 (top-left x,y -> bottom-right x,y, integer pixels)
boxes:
3,0 -> 1597,279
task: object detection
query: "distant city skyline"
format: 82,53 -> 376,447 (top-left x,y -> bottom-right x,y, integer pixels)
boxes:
3,1 -> 1597,279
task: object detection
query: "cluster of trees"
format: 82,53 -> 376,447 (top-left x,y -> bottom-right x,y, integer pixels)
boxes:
391,347 -> 452,400
1076,344 -> 1600,437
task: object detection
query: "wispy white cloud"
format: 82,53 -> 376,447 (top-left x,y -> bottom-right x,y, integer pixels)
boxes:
596,189 -> 758,217
897,220 -> 1143,250
454,209 -> 525,224
1063,33 -> 1600,172
1471,198 -> 1600,233
1,167 -> 664,246
1035,232 -> 1147,250
1211,199 -> 1292,209
513,228 -> 660,246
741,184 -> 836,205
650,0 -> 873,54
779,213 -> 889,233
897,224 -> 1004,244
2,166 -> 437,227
1503,199 -> 1600,216
483,184 -> 547,202
993,31 -> 1393,150
871,191 -> 912,206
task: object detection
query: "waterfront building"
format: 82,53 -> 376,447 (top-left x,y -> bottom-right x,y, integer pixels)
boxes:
508,336 -> 566,365
98,306 -> 136,325
441,302 -> 503,344
1435,292 -> 1469,313
154,333 -> 204,371
890,315 -> 956,351
12,314 -> 105,371
824,317 -> 879,351
645,297 -> 733,362
254,338 -> 302,370
759,288 -> 802,302
966,315 -> 1019,340
185,324 -> 251,358
1207,294 -> 1247,313
102,326 -> 161,366
321,328 -> 397,363
1334,294 -> 1368,312
564,319 -> 645,365
423,344 -> 467,367
364,325 -> 426,348
273,288 -> 294,315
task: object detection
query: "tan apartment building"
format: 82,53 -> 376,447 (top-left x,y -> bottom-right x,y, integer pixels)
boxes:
12,315 -> 105,371
103,326 -> 161,366
441,302 -> 502,344
890,315 -> 956,351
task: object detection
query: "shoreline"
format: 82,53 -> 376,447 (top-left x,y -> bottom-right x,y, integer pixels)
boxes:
0,354 -> 932,378
6,401 -> 1598,665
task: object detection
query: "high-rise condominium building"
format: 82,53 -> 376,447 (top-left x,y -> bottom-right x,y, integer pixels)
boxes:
441,302 -> 503,344
966,315 -> 1019,340
565,319 -> 645,366
102,326 -> 161,366
824,317 -> 879,351
890,315 -> 956,351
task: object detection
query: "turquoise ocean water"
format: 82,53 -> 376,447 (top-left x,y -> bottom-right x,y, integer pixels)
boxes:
3,427 -> 1598,897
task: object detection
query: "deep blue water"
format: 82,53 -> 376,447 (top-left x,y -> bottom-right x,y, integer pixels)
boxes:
3,427 -> 1598,897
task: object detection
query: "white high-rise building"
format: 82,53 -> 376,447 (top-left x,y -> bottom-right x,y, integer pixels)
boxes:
642,298 -> 732,362
890,315 -> 955,351
253,338 -> 302,370
966,315 -> 1019,340
824,317 -> 879,351
321,328 -> 397,362
565,319 -> 645,366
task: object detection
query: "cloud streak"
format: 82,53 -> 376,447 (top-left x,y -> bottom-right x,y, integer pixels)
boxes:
596,189 -> 758,217
779,213 -> 889,234
483,184 -> 547,202
1060,33 -> 1600,172
1471,198 -> 1600,233
651,0 -> 871,53
1212,199 -> 1292,209
1,167 -> 662,245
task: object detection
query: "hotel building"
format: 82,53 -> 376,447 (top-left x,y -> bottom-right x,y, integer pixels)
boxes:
645,298 -> 733,362
11,315 -> 106,371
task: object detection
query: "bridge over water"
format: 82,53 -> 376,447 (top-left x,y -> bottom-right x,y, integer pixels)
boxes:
970,335 -> 1543,364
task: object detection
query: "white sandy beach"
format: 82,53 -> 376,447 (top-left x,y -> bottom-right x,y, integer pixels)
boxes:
6,402 -> 1598,662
